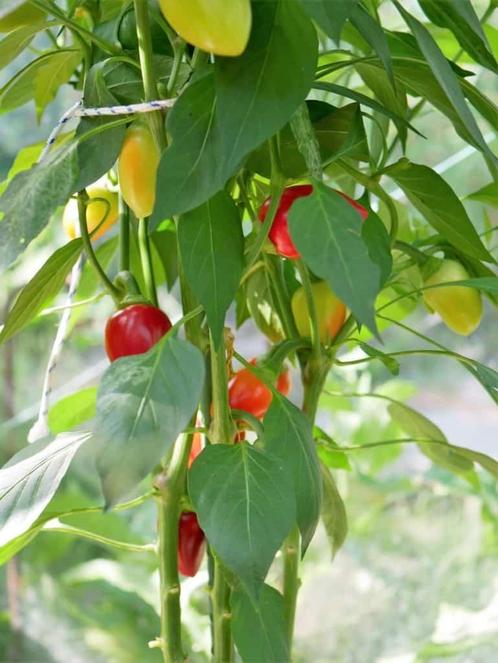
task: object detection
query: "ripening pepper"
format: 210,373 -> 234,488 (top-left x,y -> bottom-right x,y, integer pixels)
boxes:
118,123 -> 160,219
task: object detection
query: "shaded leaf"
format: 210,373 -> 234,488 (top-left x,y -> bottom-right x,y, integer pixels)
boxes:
320,464 -> 348,557
48,387 -> 97,435
299,0 -> 359,42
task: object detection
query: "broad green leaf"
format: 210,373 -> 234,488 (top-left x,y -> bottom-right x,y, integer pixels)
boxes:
299,0 -> 359,42
288,181 -> 381,334
0,141 -> 79,271
350,3 -> 394,85
231,584 -> 290,663
384,160 -> 492,262
154,0 -> 317,222
320,465 -> 347,558
264,397 -> 322,549
0,239 -> 82,345
0,432 -> 90,547
189,443 -> 295,596
74,60 -> 127,191
388,402 -> 475,476
0,49 -> 79,114
394,3 -> 496,164
48,387 -> 97,434
34,48 -> 81,120
467,182 -> 498,207
92,336 -> 204,506
178,192 -> 244,345
418,0 -> 497,72
0,21 -> 55,69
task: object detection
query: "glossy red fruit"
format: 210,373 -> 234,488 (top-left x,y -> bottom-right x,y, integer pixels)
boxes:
105,304 -> 172,361
258,185 -> 368,259
178,512 -> 205,577
228,360 -> 290,419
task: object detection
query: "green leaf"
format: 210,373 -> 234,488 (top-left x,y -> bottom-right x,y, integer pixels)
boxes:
178,192 -> 244,345
315,427 -> 352,471
361,209 -> 392,288
418,0 -> 497,73
299,0 -> 359,42
450,445 -> 498,481
264,397 -> 322,550
320,464 -> 348,558
245,266 -> 285,343
0,49 -> 79,115
350,4 -> 394,85
388,401 -> 475,477
467,182 -> 498,207
189,443 -> 295,596
0,21 -> 54,69
0,141 -> 79,271
92,336 -> 204,506
153,0 -> 317,222
394,3 -> 496,164
313,81 -> 423,137
0,432 -> 90,547
288,181 -> 381,334
358,342 -> 400,375
34,48 -> 81,120
462,360 -> 498,405
384,160 -> 492,262
231,584 -> 290,663
48,387 -> 97,435
0,239 -> 82,344
75,62 -> 126,192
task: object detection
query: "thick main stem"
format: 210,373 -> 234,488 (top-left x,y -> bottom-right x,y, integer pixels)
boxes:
209,334 -> 234,662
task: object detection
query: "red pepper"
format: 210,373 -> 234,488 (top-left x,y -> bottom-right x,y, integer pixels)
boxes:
178,512 -> 205,577
228,359 -> 291,419
105,304 -> 172,362
258,185 -> 368,259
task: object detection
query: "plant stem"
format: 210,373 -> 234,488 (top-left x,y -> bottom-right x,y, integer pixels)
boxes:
209,332 -> 234,661
138,217 -> 158,306
282,526 -> 300,649
155,429 -> 194,663
133,0 -> 167,150
295,260 -> 321,363
77,191 -> 121,304
118,192 -> 130,272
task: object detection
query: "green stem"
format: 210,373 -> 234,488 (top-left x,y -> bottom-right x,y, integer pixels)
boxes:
138,217 -> 158,306
264,255 -> 299,340
290,103 -> 323,181
133,0 -> 167,150
209,332 -> 234,662
77,191 -> 120,304
118,192 -> 130,272
167,40 -> 186,96
155,428 -> 194,663
295,260 -> 321,362
282,526 -> 300,650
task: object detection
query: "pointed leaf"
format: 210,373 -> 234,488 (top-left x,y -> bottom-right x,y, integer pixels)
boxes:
189,443 -> 295,596
350,4 -> 394,85
264,397 -> 321,550
320,464 -> 348,557
299,0 -> 359,42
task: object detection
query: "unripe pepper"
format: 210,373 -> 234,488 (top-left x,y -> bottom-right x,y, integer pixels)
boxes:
118,123 -> 160,219
63,186 -> 118,241
178,512 -> 205,577
105,304 -> 172,362
159,0 -> 252,57
291,280 -> 346,343
258,185 -> 368,259
228,359 -> 291,419
423,259 -> 483,336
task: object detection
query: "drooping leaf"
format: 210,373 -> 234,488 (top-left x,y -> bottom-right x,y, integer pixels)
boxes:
288,181 -> 381,334
0,141 -> 79,271
178,192 -> 244,345
350,3 -> 394,85
34,48 -> 82,120
320,464 -> 348,558
0,432 -> 90,547
299,0 -> 359,42
231,584 -> 290,663
0,21 -> 55,70
189,443 -> 295,596
467,182 -> 498,207
0,239 -> 82,345
358,342 -> 400,375
264,396 -> 322,550
92,336 -> 204,506
384,160 -> 493,262
361,210 -> 392,288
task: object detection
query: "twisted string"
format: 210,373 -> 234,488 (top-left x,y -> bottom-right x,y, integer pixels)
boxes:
28,97 -> 173,443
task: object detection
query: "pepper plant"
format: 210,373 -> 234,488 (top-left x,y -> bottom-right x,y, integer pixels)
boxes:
0,1 -> 498,661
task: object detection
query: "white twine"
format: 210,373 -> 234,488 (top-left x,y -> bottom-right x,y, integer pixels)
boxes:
28,97 -> 174,443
